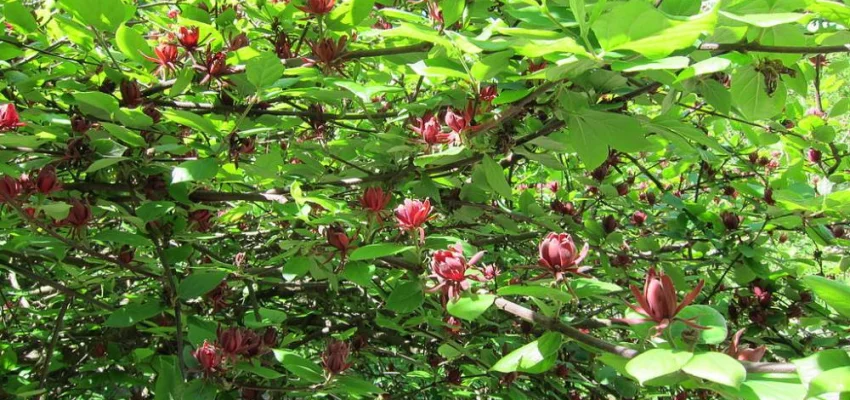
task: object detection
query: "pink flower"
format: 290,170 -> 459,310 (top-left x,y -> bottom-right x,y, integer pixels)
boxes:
538,233 -> 589,281
298,0 -> 336,15
193,340 -> 221,375
726,329 -> 766,362
395,199 -> 433,242
428,245 -> 486,303
0,104 -> 25,131
630,211 -> 647,226
623,268 -> 706,333
411,113 -> 451,148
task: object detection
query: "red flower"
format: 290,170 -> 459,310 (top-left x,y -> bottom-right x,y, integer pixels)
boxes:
322,340 -> 352,375
550,200 -> 576,216
144,43 -> 179,77
188,209 -> 213,232
725,329 -> 766,362
427,1 -> 443,24
444,107 -> 469,134
193,340 -> 222,375
309,36 -> 347,74
360,187 -> 391,213
0,104 -> 25,131
630,211 -> 647,226
428,245 -> 486,302
298,0 -> 336,15
228,33 -> 249,51
60,200 -> 92,231
167,9 -> 180,19
35,165 -> 61,195
0,175 -> 22,203
480,85 -> 498,102
411,113 -> 451,148
177,26 -> 200,51
527,60 -> 547,74
70,115 -> 91,133
624,267 -> 706,333
395,199 -> 433,242
195,48 -> 236,85
326,225 -> 356,257
217,327 -> 262,360
764,187 -> 775,206
537,233 -> 590,281
118,245 -> 135,264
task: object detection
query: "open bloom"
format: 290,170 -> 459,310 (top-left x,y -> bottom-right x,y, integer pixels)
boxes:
360,187 -> 391,213
0,104 -> 25,131
537,233 -> 590,281
396,199 -> 433,242
625,268 -> 706,333
411,113 -> 451,149
0,175 -> 22,203
177,26 -> 200,51
726,329 -> 766,362
480,85 -> 498,102
309,36 -> 347,74
195,48 -> 236,85
428,245 -> 487,303
322,340 -> 352,376
193,340 -> 221,375
299,0 -> 336,15
144,43 -> 179,77
444,107 -> 470,134
217,326 -> 262,360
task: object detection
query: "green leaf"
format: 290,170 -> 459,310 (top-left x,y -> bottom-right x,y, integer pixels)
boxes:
481,155 -> 512,199
491,332 -> 562,374
246,52 -> 285,90
84,157 -> 127,173
283,256 -> 315,280
273,350 -> 325,383
335,375 -> 384,395
471,50 -> 514,81
74,92 -> 119,120
341,263 -> 375,287
162,110 -> 220,137
670,305 -> 728,345
612,56 -> 690,72
440,0 -> 465,26
446,293 -> 495,321
116,24 -> 153,65
682,352 -> 746,388
566,109 -> 650,169
104,302 -> 164,327
4,1 -> 39,33
792,349 -> 850,387
244,308 -> 288,329
172,158 -> 219,184
625,349 -> 693,384
807,366 -> 850,397
177,271 -> 228,299
59,0 -> 130,32
740,377 -> 807,400
720,11 -> 806,28
497,285 -> 571,303
386,281 -> 424,314
730,66 -> 786,121
348,244 -> 414,261
101,123 -> 146,147
235,362 -> 284,379
592,1 -> 717,59
801,276 -> 850,319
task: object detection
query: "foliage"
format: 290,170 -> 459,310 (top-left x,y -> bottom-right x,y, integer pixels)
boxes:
0,0 -> 849,398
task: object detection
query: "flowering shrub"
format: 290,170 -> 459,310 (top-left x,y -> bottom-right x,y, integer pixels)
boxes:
0,1 -> 849,399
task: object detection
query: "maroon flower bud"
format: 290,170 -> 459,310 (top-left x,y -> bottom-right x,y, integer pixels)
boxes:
241,388 -> 260,400
832,225 -> 845,238
60,200 -> 92,230
91,342 -> 107,358
550,200 -> 576,216
602,215 -> 618,234
527,60 -> 546,73
188,209 -> 213,232
764,187 -> 775,206
616,182 -> 630,196
727,303 -> 739,321
781,119 -> 795,129
726,329 -> 766,362
143,103 -> 162,123
177,26 -> 200,51
118,245 -> 134,264
321,341 -> 352,375
611,253 -> 632,267
537,232 -> 590,281
228,32 -> 249,51
143,175 -> 168,200
446,366 -> 462,385
70,115 -> 91,133
723,186 -> 738,197
120,80 -> 143,108
326,225 -> 355,257
479,85 -> 498,102
555,364 -> 569,379
799,291 -> 812,303
372,17 -> 392,30
623,268 -> 706,333
787,304 -> 803,318
630,211 -> 647,226
259,327 -> 277,347
500,372 -> 518,387
206,281 -> 228,312
427,354 -> 443,368
0,104 -> 25,131
193,340 -> 221,375
298,0 -> 336,15
444,107 -> 469,134
720,211 -> 741,231
778,232 -> 789,243
641,191 -> 657,205
309,36 -> 348,74
35,165 -> 61,195
807,148 -> 822,164
0,175 -> 22,203
591,164 -> 610,182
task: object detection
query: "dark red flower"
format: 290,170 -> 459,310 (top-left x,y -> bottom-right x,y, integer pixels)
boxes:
322,340 -> 352,375
550,200 -> 576,216
591,164 -> 609,181
630,211 -> 647,226
623,268 -> 706,333
71,115 -> 91,133
480,85 -> 498,102
411,113 -> 451,148
206,281 -> 228,312
217,326 -> 262,359
0,175 -> 22,203
764,187 -> 775,206
298,0 -> 336,15
195,48 -> 236,85
641,191 -> 657,205
720,211 -> 741,231
120,80 -> 144,108
188,209 -> 213,232
360,187 -> 391,217
726,329 -> 766,362
309,36 -> 347,74
228,33 -> 249,51
193,340 -> 221,375
118,245 -> 135,264
326,225 -> 356,257
538,233 -> 590,282
177,26 -> 200,51
809,54 -> 828,67
555,364 -> 569,379
616,182 -> 630,196
833,225 -> 846,238
527,60 -> 547,74
35,165 -> 61,195
372,17 -> 392,30
395,199 -> 433,242
263,327 -> 278,347
144,43 -> 179,77
807,148 -> 822,164
60,200 -> 92,231
273,32 -> 295,59
428,245 -> 486,302
0,104 -> 25,131
446,366 -> 462,385
602,215 -> 618,234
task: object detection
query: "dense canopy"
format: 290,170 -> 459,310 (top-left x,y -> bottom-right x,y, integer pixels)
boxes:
1,0 -> 850,399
